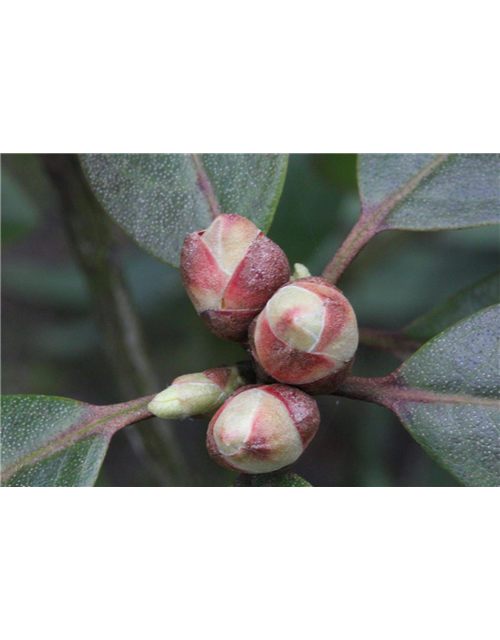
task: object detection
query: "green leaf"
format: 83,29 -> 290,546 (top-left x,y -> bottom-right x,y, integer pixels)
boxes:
337,306 -> 500,487
1,394 -> 154,487
358,153 -> 499,231
405,270 -> 500,342
322,154 -> 499,284
80,154 -> 289,267
395,306 -> 500,486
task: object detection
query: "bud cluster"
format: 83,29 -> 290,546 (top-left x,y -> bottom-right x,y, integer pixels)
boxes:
151,213 -> 360,475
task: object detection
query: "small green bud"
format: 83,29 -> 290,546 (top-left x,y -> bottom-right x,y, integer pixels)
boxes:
290,263 -> 311,280
148,365 -> 246,419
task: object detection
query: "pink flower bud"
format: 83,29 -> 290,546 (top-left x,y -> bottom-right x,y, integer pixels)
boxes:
249,277 -> 359,394
207,384 -> 320,473
181,214 -> 290,342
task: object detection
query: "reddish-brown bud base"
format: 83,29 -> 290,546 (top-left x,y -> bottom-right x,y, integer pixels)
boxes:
251,349 -> 354,395
201,309 -> 260,343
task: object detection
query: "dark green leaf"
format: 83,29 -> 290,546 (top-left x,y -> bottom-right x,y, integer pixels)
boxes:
405,271 -> 500,342
337,307 -> 499,486
322,154 -> 499,284
358,153 -> 499,231
395,306 -> 500,486
80,154 -> 288,267
1,394 -> 153,487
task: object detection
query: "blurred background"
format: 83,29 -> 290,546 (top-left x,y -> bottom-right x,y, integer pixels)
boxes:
2,154 -> 499,486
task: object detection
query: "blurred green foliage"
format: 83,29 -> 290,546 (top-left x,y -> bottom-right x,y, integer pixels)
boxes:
2,154 -> 498,486
2,170 -> 41,244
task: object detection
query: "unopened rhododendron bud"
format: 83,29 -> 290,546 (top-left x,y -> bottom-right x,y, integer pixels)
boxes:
249,277 -> 359,394
207,384 -> 320,473
181,214 -> 290,342
148,365 -> 246,419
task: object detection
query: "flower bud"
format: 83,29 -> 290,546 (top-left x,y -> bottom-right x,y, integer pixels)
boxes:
181,214 -> 290,342
249,277 -> 359,394
290,263 -> 311,280
148,365 -> 246,419
207,384 -> 320,473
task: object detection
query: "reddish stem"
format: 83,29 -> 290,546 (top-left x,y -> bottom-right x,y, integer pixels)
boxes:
322,214 -> 379,284
333,376 -> 394,407
358,328 -> 422,357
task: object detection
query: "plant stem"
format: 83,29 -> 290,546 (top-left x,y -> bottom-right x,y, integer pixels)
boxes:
358,328 -> 422,358
321,214 -> 379,284
333,376 -> 392,406
39,154 -> 193,486
334,374 -> 499,408
322,154 -> 452,285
